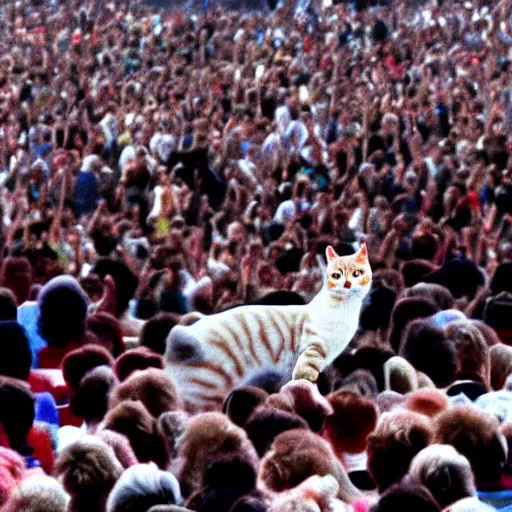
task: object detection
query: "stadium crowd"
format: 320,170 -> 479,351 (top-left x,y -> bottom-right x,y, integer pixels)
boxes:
0,0 -> 512,510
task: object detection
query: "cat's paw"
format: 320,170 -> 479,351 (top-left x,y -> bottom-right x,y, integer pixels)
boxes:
293,366 -> 319,383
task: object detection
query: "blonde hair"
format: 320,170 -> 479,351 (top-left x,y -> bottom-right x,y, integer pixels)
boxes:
4,475 -> 69,512
409,444 -> 475,508
490,344 -> 512,390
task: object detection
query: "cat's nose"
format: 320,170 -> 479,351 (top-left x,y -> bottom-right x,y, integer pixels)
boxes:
344,280 -> 352,289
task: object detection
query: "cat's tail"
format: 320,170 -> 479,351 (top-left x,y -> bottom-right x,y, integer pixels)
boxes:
165,326 -> 290,412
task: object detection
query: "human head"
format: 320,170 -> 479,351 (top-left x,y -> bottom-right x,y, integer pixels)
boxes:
223,386 -> 269,427
109,368 -> 181,418
74,366 -> 118,427
400,319 -> 457,388
336,370 -> 379,398
107,464 -> 182,512
401,282 -> 455,311
62,345 -> 115,415
85,313 -> 125,358
244,406 -> 310,457
383,356 -> 419,394
258,429 -> 361,504
388,297 -> 440,353
490,344 -> 512,391
280,380 -> 333,432
409,444 -> 476,508
359,286 -> 397,332
400,261 -> 437,289
0,377 -> 35,451
0,448 -> 25,508
156,411 -> 189,460
38,276 -> 89,348
405,389 -> 449,418
434,406 -> 506,485
114,347 -> 164,382
0,257 -> 32,306
445,321 -> 490,386
0,289 -> 17,321
55,436 -> 123,511
0,322 -> 32,380
3,474 -> 69,512
102,401 -> 168,469
140,313 -> 180,355
371,482 -> 440,512
367,410 -> 433,492
175,412 -> 259,498
185,452 -> 258,512
325,390 -> 379,454
91,259 -> 139,317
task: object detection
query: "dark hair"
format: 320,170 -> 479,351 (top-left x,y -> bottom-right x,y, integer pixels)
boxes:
230,494 -> 268,512
0,377 -> 35,450
411,234 -> 439,261
140,313 -> 180,355
359,286 -> 397,331
435,406 -> 506,485
222,386 -> 269,427
244,407 -> 310,457
388,298 -> 440,353
445,321 -> 489,385
62,345 -> 115,415
400,260 -> 437,288
0,321 -> 32,380
400,319 -> 457,388
253,291 -> 306,306
38,276 -> 89,348
109,368 -> 180,418
74,366 -> 117,423
103,401 -> 168,469
367,411 -> 433,492
114,347 -> 164,382
86,312 -> 125,357
62,345 -> 115,390
490,262 -> 512,295
0,288 -> 17,321
335,346 -> 395,392
186,453 -> 257,511
371,483 -> 440,512
91,259 -> 139,316
0,257 -> 32,305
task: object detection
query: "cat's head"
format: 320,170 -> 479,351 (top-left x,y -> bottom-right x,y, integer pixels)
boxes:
325,243 -> 372,299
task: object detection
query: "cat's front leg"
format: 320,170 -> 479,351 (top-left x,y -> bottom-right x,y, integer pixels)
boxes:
292,339 -> 328,383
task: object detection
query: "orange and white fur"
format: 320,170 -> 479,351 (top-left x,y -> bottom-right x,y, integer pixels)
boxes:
165,244 -> 372,412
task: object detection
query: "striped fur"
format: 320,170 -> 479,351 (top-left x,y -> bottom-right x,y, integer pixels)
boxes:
165,244 -> 372,412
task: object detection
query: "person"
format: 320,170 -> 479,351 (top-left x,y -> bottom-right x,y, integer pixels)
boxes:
0,0 -> 512,509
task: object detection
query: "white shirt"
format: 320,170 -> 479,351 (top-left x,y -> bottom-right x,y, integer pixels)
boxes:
273,199 -> 311,225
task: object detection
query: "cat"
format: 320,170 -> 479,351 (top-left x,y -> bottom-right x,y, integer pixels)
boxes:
164,243 -> 372,412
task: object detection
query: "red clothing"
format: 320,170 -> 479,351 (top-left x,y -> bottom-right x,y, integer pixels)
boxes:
37,342 -> 81,370
28,370 -> 68,405
26,424 -> 54,475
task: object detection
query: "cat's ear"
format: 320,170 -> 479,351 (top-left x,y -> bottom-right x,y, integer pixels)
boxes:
354,242 -> 368,264
326,246 -> 339,263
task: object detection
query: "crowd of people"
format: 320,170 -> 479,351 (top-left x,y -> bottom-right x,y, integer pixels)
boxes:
0,0 -> 512,510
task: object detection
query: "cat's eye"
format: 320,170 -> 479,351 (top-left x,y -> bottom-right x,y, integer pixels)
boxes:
353,270 -> 365,278
331,272 -> 342,280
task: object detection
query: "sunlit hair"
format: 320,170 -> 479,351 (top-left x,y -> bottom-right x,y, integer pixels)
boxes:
367,410 -> 433,492
409,444 -> 476,508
